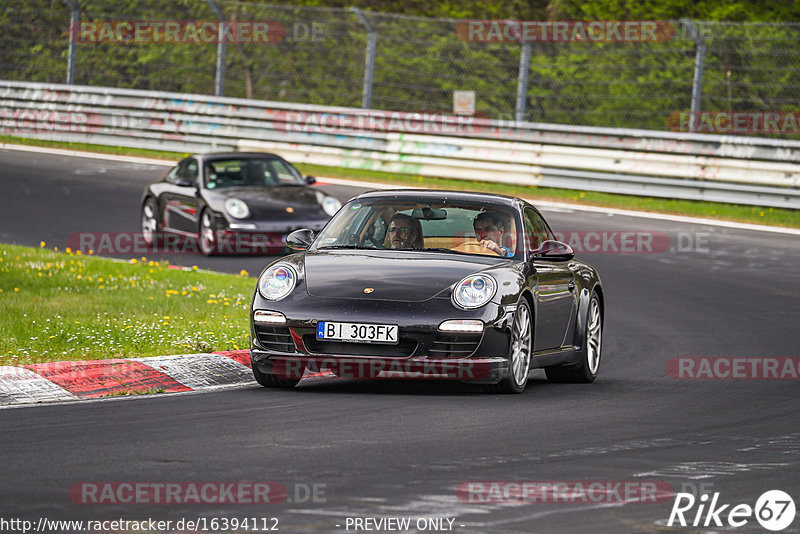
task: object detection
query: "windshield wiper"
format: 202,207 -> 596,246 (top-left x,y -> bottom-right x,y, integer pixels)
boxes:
318,244 -> 375,250
419,248 -> 463,254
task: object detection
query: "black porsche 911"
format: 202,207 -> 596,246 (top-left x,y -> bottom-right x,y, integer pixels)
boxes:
249,189 -> 604,393
140,152 -> 342,255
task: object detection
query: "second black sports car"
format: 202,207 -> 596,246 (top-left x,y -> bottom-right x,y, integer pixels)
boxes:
249,189 -> 605,393
140,152 -> 342,255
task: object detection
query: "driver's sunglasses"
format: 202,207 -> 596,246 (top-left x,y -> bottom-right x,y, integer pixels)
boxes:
389,226 -> 411,233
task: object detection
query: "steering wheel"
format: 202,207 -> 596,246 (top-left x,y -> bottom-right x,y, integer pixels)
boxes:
452,240 -> 500,256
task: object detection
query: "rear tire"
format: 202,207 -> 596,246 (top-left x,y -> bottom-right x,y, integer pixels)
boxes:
485,299 -> 532,394
546,292 -> 602,383
252,362 -> 303,388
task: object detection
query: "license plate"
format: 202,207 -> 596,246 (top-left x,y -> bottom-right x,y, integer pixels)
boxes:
317,321 -> 399,344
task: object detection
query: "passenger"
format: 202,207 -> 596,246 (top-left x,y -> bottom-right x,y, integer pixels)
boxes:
388,213 -> 423,249
473,212 -> 513,257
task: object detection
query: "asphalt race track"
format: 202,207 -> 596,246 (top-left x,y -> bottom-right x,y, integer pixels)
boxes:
1,147 -> 799,533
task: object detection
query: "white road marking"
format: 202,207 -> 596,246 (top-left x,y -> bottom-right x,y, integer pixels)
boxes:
133,353 -> 252,390
0,366 -> 77,405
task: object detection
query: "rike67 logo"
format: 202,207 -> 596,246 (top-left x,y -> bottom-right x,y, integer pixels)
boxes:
668,490 -> 796,531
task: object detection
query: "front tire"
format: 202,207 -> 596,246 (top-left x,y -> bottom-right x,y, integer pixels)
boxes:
252,362 -> 303,388
198,209 -> 218,256
546,291 -> 602,383
486,299 -> 532,394
141,198 -> 161,248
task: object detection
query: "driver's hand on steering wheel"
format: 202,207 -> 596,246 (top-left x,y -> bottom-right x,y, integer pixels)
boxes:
478,239 -> 504,255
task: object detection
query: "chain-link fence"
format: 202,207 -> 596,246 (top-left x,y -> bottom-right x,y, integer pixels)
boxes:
3,1 -> 800,135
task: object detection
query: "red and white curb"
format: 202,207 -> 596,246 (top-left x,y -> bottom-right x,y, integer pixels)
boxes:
0,350 -> 255,406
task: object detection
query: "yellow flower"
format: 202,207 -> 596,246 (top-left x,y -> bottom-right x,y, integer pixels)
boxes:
192,265 -> 198,270
40,241 -> 45,247
141,257 -> 147,262
240,270 -> 249,276
76,250 -> 82,256
130,258 -> 138,264
88,250 -> 94,255
14,288 -> 19,292
192,286 -> 199,291
66,247 -> 72,254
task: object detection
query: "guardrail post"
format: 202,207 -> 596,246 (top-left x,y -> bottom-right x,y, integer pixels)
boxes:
515,42 -> 532,122
62,0 -> 79,84
351,7 -> 376,109
206,0 -> 227,96
682,19 -> 707,133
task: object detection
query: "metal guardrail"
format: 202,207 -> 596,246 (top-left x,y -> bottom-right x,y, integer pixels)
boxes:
1,80 -> 799,208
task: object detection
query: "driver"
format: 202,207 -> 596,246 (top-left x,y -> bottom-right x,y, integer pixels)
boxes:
388,213 -> 423,249
473,212 -> 513,257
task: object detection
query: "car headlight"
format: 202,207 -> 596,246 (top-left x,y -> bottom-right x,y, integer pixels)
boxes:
453,274 -> 497,309
322,196 -> 342,217
225,198 -> 249,219
258,264 -> 297,301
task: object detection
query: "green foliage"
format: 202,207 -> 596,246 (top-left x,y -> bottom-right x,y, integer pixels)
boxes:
1,0 -> 799,133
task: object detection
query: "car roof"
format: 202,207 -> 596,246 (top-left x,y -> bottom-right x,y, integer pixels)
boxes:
353,189 -> 527,208
193,152 -> 283,162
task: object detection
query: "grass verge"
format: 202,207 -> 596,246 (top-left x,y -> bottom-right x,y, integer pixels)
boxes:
2,135 -> 798,228
0,242 -> 255,366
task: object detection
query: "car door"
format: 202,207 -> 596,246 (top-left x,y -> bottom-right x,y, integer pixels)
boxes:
525,207 -> 577,351
162,158 -> 200,234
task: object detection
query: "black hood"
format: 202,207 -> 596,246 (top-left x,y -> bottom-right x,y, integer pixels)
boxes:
303,250 -> 506,302
204,186 -> 329,219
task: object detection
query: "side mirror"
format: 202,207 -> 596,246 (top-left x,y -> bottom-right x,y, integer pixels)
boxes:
532,240 -> 574,261
286,228 -> 315,251
175,179 -> 195,188
305,176 -> 316,185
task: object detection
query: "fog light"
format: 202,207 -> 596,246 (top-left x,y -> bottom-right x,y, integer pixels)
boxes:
253,310 -> 287,324
438,320 -> 483,333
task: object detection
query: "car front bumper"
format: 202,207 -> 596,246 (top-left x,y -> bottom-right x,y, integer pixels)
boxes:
249,299 -> 516,384
250,351 -> 509,384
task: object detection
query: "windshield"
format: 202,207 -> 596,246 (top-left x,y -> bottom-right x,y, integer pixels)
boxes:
315,199 -> 520,258
204,158 -> 305,189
